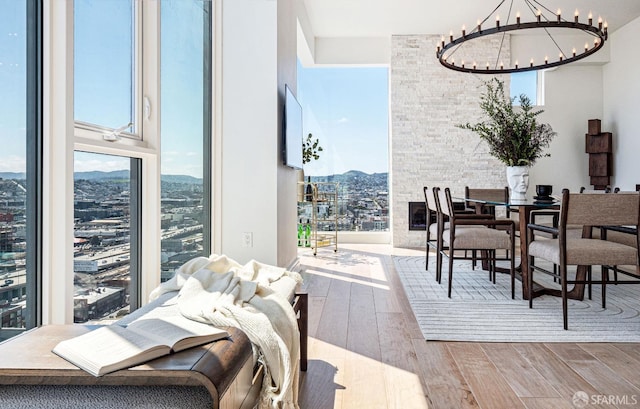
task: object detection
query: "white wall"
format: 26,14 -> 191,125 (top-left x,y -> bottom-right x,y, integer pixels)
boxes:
532,65 -> 604,193
218,0 -> 299,267
603,16 -> 640,191
277,0 -> 302,267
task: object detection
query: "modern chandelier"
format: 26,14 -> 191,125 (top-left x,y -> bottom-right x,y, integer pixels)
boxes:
436,0 -> 608,74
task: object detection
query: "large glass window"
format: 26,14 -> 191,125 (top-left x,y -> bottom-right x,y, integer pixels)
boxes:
73,0 -> 141,321
298,63 -> 389,232
73,152 -> 139,323
0,0 -> 41,340
74,0 -> 135,133
160,0 -> 211,281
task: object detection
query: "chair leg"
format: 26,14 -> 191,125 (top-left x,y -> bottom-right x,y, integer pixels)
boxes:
601,266 -> 607,309
587,266 -> 592,300
562,266 -> 568,330
436,248 -> 442,284
491,251 -> 496,284
510,251 -> 515,300
528,254 -> 534,309
448,253 -> 454,298
425,232 -> 430,271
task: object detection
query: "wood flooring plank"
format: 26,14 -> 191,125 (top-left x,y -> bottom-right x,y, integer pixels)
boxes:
298,358 -> 345,409
314,278 -> 351,355
306,295 -> 325,339
372,256 -> 403,314
511,343 -> 610,409
480,343 -> 561,399
613,343 -> 640,363
447,343 -> 526,409
545,343 -> 640,398
341,354 -> 387,409
299,265 -> 332,297
377,312 -> 419,372
578,343 -> 640,390
346,283 -> 381,360
383,363 -> 430,409
412,340 -> 479,409
520,397 -> 575,409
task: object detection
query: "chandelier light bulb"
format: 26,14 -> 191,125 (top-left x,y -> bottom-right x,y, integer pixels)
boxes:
462,25 -> 466,37
536,9 -> 541,22
477,19 -> 482,32
530,58 -> 534,67
574,9 -> 579,23
496,15 -> 500,28
588,12 -> 593,25
598,16 -> 603,29
572,47 -> 576,57
516,12 -> 521,25
557,9 -> 562,23
449,30 -> 453,42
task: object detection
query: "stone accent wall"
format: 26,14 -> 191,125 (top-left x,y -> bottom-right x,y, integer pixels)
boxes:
390,35 -> 510,248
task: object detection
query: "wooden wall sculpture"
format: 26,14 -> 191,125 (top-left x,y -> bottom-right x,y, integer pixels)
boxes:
585,119 -> 612,190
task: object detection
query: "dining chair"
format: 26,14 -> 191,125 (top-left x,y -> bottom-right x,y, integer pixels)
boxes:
600,189 -> 640,286
527,189 -> 640,330
423,186 -> 440,276
463,187 -> 509,269
438,187 -> 516,298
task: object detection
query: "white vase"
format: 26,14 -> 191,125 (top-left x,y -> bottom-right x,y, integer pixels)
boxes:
506,165 -> 530,201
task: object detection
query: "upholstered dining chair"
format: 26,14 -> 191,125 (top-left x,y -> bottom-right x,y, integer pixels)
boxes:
438,187 -> 516,299
423,186 -> 440,277
527,189 -> 640,330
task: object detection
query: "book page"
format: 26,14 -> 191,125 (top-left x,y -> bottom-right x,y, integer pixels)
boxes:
126,316 -> 228,352
52,325 -> 169,376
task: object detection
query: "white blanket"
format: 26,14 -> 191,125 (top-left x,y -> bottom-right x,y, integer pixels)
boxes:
149,254 -> 302,409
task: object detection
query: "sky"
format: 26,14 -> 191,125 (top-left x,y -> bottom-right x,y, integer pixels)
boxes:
297,62 -> 390,176
0,0 -> 205,178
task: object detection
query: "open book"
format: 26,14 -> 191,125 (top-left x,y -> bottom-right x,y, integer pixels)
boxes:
52,316 -> 229,377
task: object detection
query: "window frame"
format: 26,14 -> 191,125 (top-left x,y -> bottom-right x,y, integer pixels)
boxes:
42,0 -> 161,325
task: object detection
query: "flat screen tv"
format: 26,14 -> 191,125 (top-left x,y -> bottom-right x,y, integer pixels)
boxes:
283,84 -> 303,170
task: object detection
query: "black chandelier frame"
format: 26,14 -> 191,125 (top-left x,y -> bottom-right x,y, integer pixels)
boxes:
436,0 -> 608,74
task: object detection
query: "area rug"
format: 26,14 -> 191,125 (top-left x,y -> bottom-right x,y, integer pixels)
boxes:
393,256 -> 640,342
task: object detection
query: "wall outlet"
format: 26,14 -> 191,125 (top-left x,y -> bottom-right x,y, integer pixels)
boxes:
242,232 -> 253,248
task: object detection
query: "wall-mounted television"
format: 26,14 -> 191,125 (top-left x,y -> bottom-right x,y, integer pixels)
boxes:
283,84 -> 303,170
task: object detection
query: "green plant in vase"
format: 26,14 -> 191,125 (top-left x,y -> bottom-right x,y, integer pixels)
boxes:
303,133 -> 323,165
457,78 -> 556,200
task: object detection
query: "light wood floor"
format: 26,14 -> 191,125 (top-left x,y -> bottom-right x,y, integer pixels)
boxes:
296,244 -> 640,409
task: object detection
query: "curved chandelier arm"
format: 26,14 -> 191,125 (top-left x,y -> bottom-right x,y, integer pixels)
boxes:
436,21 -> 608,74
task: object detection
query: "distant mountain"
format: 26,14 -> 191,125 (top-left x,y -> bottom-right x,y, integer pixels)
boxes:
160,174 -> 203,184
0,172 -> 26,180
310,170 -> 388,185
0,171 -> 202,184
74,170 -> 130,180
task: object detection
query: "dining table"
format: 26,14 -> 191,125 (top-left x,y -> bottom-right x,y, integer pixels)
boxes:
455,192 -> 589,301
